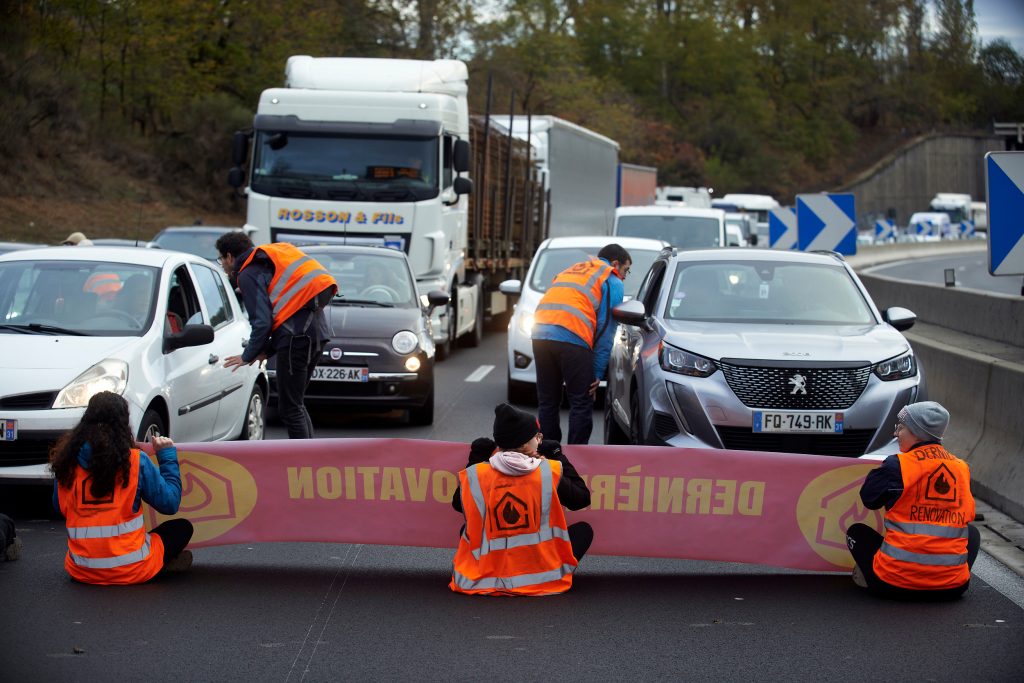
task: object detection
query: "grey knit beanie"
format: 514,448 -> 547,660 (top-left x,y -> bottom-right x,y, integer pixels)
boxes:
898,401 -> 949,442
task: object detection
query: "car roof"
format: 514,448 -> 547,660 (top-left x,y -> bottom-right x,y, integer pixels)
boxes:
155,226 -> 242,235
615,206 -> 725,218
670,247 -> 846,266
0,245 -> 200,267
539,236 -> 670,251
302,244 -> 410,259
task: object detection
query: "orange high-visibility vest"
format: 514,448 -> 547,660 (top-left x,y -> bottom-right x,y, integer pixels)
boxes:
239,244 -> 337,331
873,444 -> 975,590
450,458 -> 578,596
57,448 -> 165,585
534,259 -> 614,347
83,272 -> 122,301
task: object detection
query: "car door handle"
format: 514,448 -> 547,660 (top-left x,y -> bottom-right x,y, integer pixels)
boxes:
209,354 -> 219,364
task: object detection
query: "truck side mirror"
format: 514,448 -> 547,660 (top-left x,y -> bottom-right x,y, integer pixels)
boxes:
453,139 -> 471,173
228,167 -> 245,189
231,131 -> 250,166
453,177 -> 473,196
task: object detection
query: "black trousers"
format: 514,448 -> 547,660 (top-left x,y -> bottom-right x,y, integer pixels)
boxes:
532,339 -> 595,445
276,334 -> 325,439
846,522 -> 981,600
0,513 -> 16,555
151,518 -> 194,567
569,521 -> 594,561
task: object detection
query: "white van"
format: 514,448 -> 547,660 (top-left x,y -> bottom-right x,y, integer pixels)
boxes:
613,206 -> 726,250
907,212 -> 951,241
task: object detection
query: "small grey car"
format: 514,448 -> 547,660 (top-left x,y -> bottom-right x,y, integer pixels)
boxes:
604,248 -> 923,457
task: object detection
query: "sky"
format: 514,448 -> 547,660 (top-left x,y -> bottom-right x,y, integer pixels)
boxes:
972,0 -> 1024,52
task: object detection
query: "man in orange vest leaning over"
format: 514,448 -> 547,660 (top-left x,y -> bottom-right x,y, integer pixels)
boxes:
216,232 -> 337,439
450,403 -> 593,596
532,244 -> 632,444
846,401 -> 980,599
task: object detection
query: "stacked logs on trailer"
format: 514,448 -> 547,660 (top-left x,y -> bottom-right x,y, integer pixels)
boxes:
467,115 -> 547,275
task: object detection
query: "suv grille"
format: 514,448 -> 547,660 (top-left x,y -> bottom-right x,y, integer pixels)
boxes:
716,427 -> 875,457
0,391 -> 58,410
719,360 -> 871,410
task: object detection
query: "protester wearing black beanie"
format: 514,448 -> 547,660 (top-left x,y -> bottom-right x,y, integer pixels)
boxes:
493,403 -> 540,450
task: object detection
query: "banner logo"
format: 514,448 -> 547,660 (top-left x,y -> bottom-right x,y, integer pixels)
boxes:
146,451 -> 258,543
796,465 -> 883,568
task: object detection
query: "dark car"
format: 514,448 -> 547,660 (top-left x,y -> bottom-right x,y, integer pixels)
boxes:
149,226 -> 255,262
267,245 -> 447,424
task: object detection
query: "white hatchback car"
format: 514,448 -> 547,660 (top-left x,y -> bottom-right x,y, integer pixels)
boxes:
499,236 -> 669,405
0,246 -> 267,478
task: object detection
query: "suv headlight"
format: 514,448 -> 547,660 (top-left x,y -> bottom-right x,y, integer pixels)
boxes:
53,359 -> 129,408
517,311 -> 535,337
392,330 -> 419,355
659,343 -> 717,378
873,350 -> 917,381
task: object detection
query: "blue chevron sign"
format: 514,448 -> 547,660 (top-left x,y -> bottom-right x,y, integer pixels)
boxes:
796,193 -> 856,254
986,152 -> 1024,276
769,206 -> 797,249
874,219 -> 895,241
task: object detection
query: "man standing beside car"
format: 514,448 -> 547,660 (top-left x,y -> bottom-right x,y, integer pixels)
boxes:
531,244 -> 631,444
216,233 -> 337,439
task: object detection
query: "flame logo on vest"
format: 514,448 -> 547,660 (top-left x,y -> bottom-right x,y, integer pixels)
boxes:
796,464 -> 883,569
492,492 -> 530,532
926,464 -> 957,503
145,451 -> 257,544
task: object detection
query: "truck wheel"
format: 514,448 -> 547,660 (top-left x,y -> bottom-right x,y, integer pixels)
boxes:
463,281 -> 483,348
436,296 -> 455,361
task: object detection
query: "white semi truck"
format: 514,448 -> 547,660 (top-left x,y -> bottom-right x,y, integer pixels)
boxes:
229,56 -> 546,359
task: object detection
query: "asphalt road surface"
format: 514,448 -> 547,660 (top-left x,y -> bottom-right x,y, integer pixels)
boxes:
4,332 -> 1023,682
866,251 -> 1024,296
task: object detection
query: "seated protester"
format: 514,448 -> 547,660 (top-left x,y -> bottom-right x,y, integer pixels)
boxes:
450,403 -> 593,596
846,401 -> 980,600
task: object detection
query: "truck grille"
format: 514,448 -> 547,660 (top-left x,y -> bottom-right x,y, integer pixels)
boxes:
716,427 -> 875,457
719,360 -> 871,410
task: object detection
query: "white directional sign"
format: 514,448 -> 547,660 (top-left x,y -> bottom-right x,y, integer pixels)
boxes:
986,152 -> 1024,276
769,206 -> 797,249
796,193 -> 856,254
874,219 -> 895,241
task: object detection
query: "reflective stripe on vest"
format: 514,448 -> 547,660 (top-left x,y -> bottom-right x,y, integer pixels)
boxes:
239,244 -> 337,331
451,563 -> 577,592
67,514 -> 145,540
879,542 -> 967,566
533,259 -> 612,347
884,519 -> 969,539
69,537 -> 152,569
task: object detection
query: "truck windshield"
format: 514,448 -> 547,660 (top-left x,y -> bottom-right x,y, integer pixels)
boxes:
617,216 -> 722,249
251,133 -> 439,202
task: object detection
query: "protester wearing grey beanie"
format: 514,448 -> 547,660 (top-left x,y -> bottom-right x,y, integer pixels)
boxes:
897,401 -> 949,442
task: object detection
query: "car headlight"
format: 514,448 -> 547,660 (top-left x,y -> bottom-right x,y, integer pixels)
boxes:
392,330 -> 419,355
53,359 -> 129,408
659,343 -> 717,378
517,312 -> 535,337
873,350 -> 917,380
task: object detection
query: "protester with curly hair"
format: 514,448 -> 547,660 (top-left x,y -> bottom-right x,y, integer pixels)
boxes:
50,391 -> 194,585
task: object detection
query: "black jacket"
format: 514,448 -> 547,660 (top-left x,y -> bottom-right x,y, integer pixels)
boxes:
451,438 -> 592,513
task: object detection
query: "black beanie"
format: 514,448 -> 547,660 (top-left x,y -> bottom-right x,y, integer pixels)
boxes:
493,403 -> 540,449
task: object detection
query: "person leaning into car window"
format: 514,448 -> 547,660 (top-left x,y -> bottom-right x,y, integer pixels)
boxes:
846,401 -> 980,600
449,403 -> 593,596
215,232 -> 337,439
532,243 -> 631,444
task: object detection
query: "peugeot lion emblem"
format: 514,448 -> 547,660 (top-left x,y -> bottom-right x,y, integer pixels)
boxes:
788,373 -> 807,395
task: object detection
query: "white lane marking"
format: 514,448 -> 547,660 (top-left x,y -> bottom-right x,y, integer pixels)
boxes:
465,365 -> 495,383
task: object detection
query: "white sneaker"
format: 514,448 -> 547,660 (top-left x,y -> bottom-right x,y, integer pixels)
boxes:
851,565 -> 867,588
162,549 -> 193,573
4,536 -> 22,561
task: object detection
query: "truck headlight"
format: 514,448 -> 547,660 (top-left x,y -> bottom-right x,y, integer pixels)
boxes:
873,350 -> 917,380
659,343 -> 716,378
392,330 -> 419,355
53,359 -> 129,408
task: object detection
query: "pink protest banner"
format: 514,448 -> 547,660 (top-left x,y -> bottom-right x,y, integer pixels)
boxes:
145,439 -> 885,572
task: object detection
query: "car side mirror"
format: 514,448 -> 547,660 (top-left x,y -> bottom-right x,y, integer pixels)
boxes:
453,139 -> 471,173
883,306 -> 916,332
163,324 -> 215,354
749,234 -> 759,246
499,279 -> 522,296
426,290 -> 450,310
612,299 -> 646,326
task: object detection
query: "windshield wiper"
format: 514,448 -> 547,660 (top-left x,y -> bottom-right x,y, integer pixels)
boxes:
332,298 -> 395,308
0,323 -> 89,336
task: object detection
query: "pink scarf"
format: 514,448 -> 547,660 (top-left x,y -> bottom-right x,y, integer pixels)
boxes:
488,450 -> 542,476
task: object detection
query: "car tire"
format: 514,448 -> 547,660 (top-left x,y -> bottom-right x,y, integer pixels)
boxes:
237,384 -> 265,441
604,392 -> 629,445
629,390 -> 646,445
409,386 -> 434,426
507,370 -> 536,406
137,408 -> 166,444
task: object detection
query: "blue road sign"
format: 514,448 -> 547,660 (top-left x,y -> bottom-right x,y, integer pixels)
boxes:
769,207 -> 797,249
796,193 -> 856,254
959,220 -> 974,237
874,219 -> 895,241
985,152 -> 1024,276
913,220 -> 933,236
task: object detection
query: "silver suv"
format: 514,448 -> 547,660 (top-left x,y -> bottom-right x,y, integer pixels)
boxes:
604,248 -> 923,457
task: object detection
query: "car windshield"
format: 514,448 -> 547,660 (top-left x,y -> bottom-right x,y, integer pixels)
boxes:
251,132 -> 439,202
617,215 -> 722,248
528,247 -> 661,299
151,230 -> 228,261
0,260 -> 160,336
312,251 -> 417,307
665,260 -> 875,325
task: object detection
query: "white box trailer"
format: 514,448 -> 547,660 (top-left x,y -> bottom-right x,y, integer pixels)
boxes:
506,116 -> 619,238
